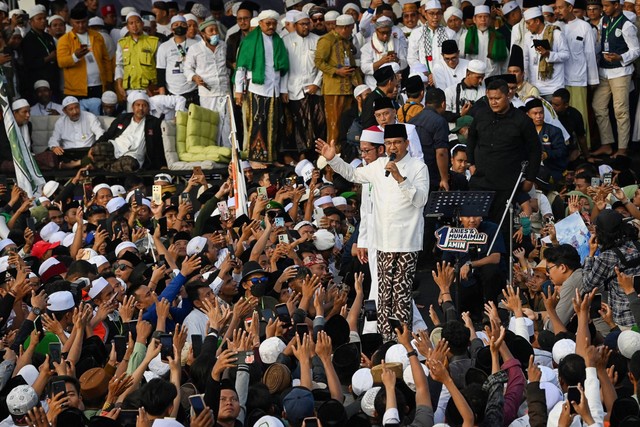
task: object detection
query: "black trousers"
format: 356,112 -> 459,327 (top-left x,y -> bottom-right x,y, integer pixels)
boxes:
457,263 -> 506,321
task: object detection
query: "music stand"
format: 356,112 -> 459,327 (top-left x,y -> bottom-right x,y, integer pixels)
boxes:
426,191 -> 494,313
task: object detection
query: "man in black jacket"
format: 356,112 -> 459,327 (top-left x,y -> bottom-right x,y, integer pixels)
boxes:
91,92 -> 166,172
467,79 -> 541,223
21,5 -> 59,102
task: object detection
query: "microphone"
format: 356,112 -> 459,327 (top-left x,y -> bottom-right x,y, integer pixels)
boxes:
385,153 -> 397,177
521,161 -> 529,173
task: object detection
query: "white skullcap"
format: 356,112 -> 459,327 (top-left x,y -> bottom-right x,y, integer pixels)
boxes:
0,2 -> 7,13
285,10 -> 297,22
34,80 -> 50,90
17,365 -> 38,387
619,330 -> 640,359
564,0 -> 575,4
552,338 -> 576,364
99,91 -> 117,106
126,12 -> 142,22
28,5 -> 46,19
475,5 -> 490,15
48,291 -> 75,311
9,9 -> 24,20
110,185 -> 126,197
313,195 -> 333,207
343,3 -> 360,14
508,316 -> 534,337
121,7 -> 136,16
115,241 -> 137,257
40,222 -> 60,242
313,229 -> 335,251
444,6 -> 463,21
410,72 -> 429,83
332,196 -> 347,207
467,59 -> 487,74
259,337 -> 286,364
361,387 -> 381,417
385,344 -> 410,369
351,368 -> 373,397
375,16 -> 393,28
360,128 -> 385,145
11,98 -> 29,111
325,11 -> 339,21
88,277 -> 109,299
128,91 -> 150,105
354,84 -> 370,99
88,17 -> 104,26
502,2 -> 520,15
62,233 -> 75,247
184,13 -> 198,22
106,196 -> 126,214
258,10 -> 280,21
0,239 -> 14,252
38,196 -> 49,205
523,7 -> 542,20
48,15 -> 65,25
42,180 -> 60,198
336,14 -> 355,26
49,231 -> 69,244
62,96 -> 79,108
187,236 -> 207,256
285,0 -> 302,7
295,12 -> 310,23
403,363 -> 430,392
542,5 -> 554,14
89,255 -> 109,267
92,183 -> 111,194
170,15 -> 186,25
39,258 -> 61,278
422,0 -> 441,10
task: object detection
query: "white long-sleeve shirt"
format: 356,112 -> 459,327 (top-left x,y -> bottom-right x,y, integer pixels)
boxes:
233,32 -> 286,97
328,152 -> 429,253
183,40 -> 230,98
407,25 -> 456,71
432,58 -> 469,90
523,25 -> 570,96
280,32 -> 323,101
48,111 -> 104,149
598,19 -> 640,79
547,367 -> 605,427
360,33 -> 408,88
563,18 -> 599,86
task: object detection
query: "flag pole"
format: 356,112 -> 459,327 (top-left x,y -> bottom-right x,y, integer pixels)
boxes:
226,95 -> 247,217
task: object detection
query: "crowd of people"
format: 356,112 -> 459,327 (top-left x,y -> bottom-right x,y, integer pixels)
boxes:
2,0 -> 640,427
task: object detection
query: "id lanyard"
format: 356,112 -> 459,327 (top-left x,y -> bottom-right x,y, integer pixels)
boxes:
603,14 -> 623,52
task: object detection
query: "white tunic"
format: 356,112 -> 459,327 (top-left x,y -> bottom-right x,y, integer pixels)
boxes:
234,32 -> 286,97
432,57 -> 469,90
459,28 -> 507,77
563,18 -> 599,87
360,33 -> 408,88
111,117 -> 146,166
523,24 -> 570,96
328,153 -> 429,253
48,111 -> 105,150
183,40 -> 230,98
444,81 -> 486,115
280,32 -> 323,101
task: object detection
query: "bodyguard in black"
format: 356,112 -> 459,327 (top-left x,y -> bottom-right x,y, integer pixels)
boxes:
21,8 -> 60,103
466,79 -> 542,223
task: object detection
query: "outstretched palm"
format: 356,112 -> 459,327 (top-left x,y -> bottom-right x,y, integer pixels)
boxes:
315,138 -> 336,161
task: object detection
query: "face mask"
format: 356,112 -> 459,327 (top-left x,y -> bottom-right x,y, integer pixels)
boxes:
250,282 -> 266,297
209,34 -> 219,45
173,26 -> 186,36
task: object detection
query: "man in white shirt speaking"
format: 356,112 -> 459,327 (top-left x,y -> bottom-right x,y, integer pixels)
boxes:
316,123 -> 429,340
281,11 -> 326,153
48,96 -> 105,169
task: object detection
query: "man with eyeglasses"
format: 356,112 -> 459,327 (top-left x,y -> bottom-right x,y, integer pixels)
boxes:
156,16 -> 198,106
586,0 -> 604,28
316,124 -> 428,340
399,2 -> 421,37
309,7 -> 327,36
281,12 -> 326,153
541,244 -> 584,331
407,0 -> 455,74
460,5 -> 509,77
239,261 -> 279,314
432,40 -> 469,90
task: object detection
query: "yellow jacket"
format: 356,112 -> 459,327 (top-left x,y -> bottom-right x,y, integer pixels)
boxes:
57,29 -> 112,96
118,34 -> 159,90
314,31 -> 362,95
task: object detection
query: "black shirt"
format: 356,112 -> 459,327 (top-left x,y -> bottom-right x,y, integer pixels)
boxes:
557,106 -> 585,144
467,104 -> 542,190
409,106 -> 450,185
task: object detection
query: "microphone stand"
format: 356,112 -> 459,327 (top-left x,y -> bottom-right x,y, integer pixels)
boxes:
488,161 -> 528,285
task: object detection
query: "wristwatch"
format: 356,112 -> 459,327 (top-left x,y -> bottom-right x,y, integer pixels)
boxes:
32,307 -> 42,316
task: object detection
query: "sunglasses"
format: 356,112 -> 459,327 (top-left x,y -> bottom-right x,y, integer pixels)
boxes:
249,277 -> 269,285
114,263 -> 133,271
